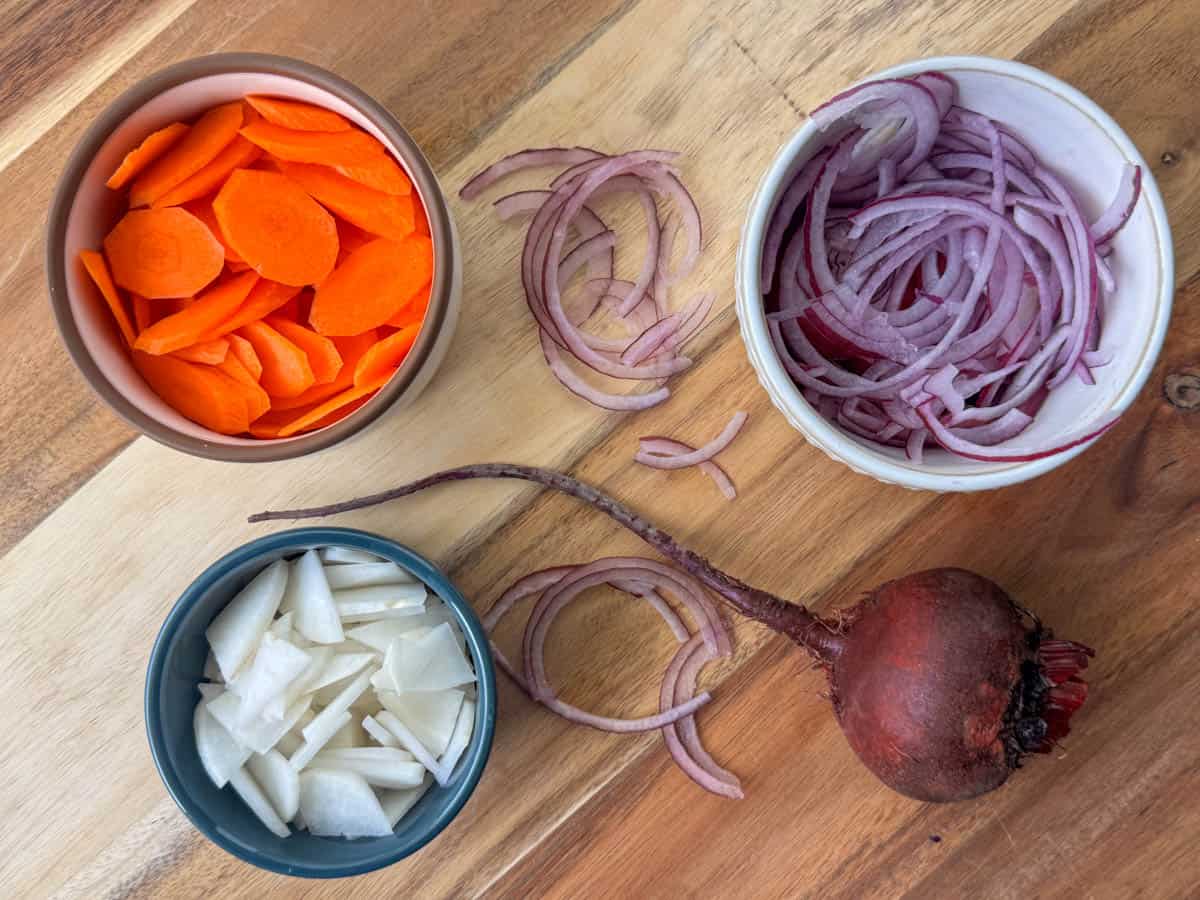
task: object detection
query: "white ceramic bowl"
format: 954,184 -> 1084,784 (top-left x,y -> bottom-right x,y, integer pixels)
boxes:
735,56 -> 1173,492
48,54 -> 462,461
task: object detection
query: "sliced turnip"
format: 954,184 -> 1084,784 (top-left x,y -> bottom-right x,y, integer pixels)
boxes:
276,730 -> 303,757
362,714 -> 401,748
208,690 -> 312,755
302,669 -> 374,744
290,710 -> 352,771
205,560 -> 288,681
247,749 -> 301,822
269,610 -> 294,639
385,624 -> 476,693
379,776 -> 433,828
286,549 -> 344,644
298,768 -> 392,838
320,547 -> 384,565
229,633 -> 311,725
194,701 -> 252,789
229,766 -> 291,838
310,747 -> 426,789
347,619 -> 429,653
375,711 -> 442,776
434,699 -> 476,784
325,715 -> 365,749
262,645 -> 335,720
305,652 -> 375,694
339,607 -> 431,624
334,584 -> 427,619
323,562 -> 417,590
377,689 -> 465,757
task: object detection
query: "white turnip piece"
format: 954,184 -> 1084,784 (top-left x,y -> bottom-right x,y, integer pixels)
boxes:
286,549 -> 344,644
377,689 -> 465,757
247,749 -> 300,822
208,690 -> 312,755
310,747 -> 426,789
194,702 -> 252,789
385,624 -> 476,693
379,776 -> 433,828
230,633 -> 311,725
434,699 -> 476,784
299,768 -> 392,838
301,669 -> 374,744
361,714 -> 401,748
205,560 -> 288,681
305,652 -> 375,694
375,711 -> 442,778
229,767 -> 291,838
323,562 -> 416,590
348,618 -> 437,653
325,716 -> 365,749
334,584 -> 426,616
269,611 -> 294,639
320,547 -> 383,565
290,710 -> 352,771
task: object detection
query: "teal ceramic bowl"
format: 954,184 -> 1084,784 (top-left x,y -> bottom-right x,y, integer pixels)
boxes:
145,527 -> 496,878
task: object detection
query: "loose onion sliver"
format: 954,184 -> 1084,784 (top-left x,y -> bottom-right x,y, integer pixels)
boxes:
638,437 -> 737,500
460,146 -> 603,201
634,411 -> 748,470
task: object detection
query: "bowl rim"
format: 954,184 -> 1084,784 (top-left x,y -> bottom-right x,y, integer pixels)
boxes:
735,54 -> 1175,492
47,52 -> 456,462
144,527 -> 497,878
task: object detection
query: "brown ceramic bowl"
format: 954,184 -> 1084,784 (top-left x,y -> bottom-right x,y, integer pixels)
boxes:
46,53 -> 461,461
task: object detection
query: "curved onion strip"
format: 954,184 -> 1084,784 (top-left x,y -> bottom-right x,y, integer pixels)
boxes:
634,411 -> 748,470
1091,164 -> 1141,244
460,146 -> 603,201
637,437 -> 737,500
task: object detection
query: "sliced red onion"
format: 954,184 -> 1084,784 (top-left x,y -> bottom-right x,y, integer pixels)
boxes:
637,437 -> 738,500
461,147 -> 603,201
760,72 -> 1139,462
634,411 -> 748,470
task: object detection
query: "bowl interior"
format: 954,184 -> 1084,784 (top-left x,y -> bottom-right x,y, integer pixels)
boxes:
145,528 -> 496,878
64,70 -> 435,448
739,57 -> 1172,490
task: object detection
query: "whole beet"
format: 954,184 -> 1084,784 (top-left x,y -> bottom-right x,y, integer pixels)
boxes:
251,464 -> 1092,803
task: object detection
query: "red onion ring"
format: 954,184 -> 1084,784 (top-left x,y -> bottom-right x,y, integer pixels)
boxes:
634,411 -> 748,470
637,437 -> 738,500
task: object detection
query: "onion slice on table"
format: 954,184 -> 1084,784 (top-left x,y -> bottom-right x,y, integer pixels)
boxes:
481,558 -> 740,798
760,72 -> 1142,462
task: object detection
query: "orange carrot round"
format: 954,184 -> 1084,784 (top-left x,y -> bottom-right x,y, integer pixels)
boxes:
237,320 -> 316,398
196,279 -> 300,342
184,200 -> 243,262
276,372 -> 390,438
133,270 -> 259,355
335,157 -> 413,196
226,333 -> 263,380
151,136 -> 261,208
213,169 -> 338,286
106,122 -> 189,190
133,350 -> 251,435
278,161 -> 417,241
267,330 -> 377,410
245,95 -> 351,132
309,235 -> 433,335
239,120 -> 385,168
102,207 -> 224,299
171,337 -> 230,365
264,316 -> 343,384
353,324 -> 419,386
79,250 -> 137,346
128,101 -> 244,207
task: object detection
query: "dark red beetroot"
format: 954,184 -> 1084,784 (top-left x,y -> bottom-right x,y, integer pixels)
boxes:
250,464 -> 1093,803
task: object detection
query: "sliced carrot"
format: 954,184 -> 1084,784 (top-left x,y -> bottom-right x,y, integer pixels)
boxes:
196,278 -> 300,341
245,95 -> 351,132
264,316 -> 342,384
334,156 -> 412,196
227,333 -> 262,380
129,101 -> 244,207
103,206 -> 224,299
79,250 -> 136,346
354,324 -> 418,386
237,320 -> 315,398
132,350 -> 250,435
213,169 -> 338,286
217,355 -> 271,422
184,200 -> 243,262
385,280 -> 431,328
172,337 -> 230,365
132,294 -> 153,332
277,161 -> 416,241
276,371 -> 391,438
239,120 -> 385,167
134,270 -> 258,355
151,136 -> 261,207
309,235 -> 434,335
226,259 -> 252,272
267,330 -> 376,410
158,297 -> 194,316
106,122 -> 189,190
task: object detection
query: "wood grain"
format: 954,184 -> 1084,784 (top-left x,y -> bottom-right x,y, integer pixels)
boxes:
0,0 -> 632,555
0,0 -> 1197,897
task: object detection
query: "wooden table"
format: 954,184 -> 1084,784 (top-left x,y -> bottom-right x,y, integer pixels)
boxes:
2,0 -> 1197,897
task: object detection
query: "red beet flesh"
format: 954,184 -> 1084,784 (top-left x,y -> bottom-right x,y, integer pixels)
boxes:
250,464 -> 1093,803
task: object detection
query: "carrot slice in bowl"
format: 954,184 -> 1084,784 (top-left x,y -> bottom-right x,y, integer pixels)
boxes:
267,330 -> 376,410
213,169 -> 338,286
132,294 -> 154,332
133,270 -> 258,355
103,206 -> 224,299
185,200 -> 243,262
128,101 -> 244,207
151,136 -> 261,208
385,280 -> 431,328
227,333 -> 263,380
278,161 -> 417,241
196,279 -> 300,341
335,156 -> 412,196
132,351 -> 250,435
79,250 -> 136,346
237,320 -> 315,398
264,316 -> 342,384
217,355 -> 271,422
106,122 -> 189,190
239,120 -> 385,167
309,235 -> 433,335
245,95 -> 350,132
275,371 -> 392,438
172,337 -> 230,365
354,324 -> 419,386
